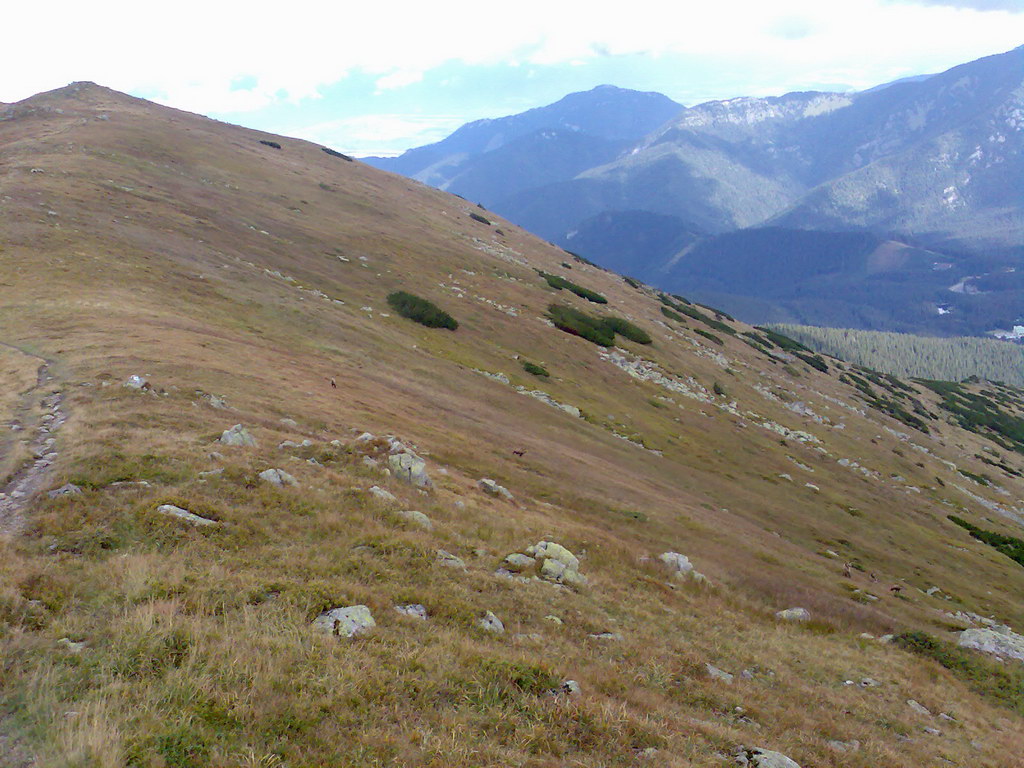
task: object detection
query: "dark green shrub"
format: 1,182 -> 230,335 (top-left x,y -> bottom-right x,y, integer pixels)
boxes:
469,212 -> 491,225
795,352 -> 829,373
386,291 -> 458,330
601,316 -> 652,345
259,140 -> 281,149
758,327 -> 809,352
694,328 -> 724,346
321,146 -> 353,161
661,306 -> 685,323
522,360 -> 549,378
537,271 -> 607,304
713,382 -> 727,397
547,304 -> 615,346
949,516 -> 1024,569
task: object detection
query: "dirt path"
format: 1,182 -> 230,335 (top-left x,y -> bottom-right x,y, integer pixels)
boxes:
0,345 -> 66,536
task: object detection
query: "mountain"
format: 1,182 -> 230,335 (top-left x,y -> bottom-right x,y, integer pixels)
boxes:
363,85 -> 683,206
375,47 -> 1024,337
2,82 -> 1024,767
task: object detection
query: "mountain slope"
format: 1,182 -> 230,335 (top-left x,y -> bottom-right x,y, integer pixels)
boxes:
1,83 -> 1023,767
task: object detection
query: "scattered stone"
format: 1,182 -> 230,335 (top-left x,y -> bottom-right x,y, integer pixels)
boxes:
734,747 -> 801,767
198,468 -> 223,478
907,699 -> 931,716
558,679 -> 581,697
206,394 -> 228,409
858,633 -> 874,640
388,451 -> 432,488
220,424 -> 256,447
369,486 -> 397,503
938,712 -> 956,722
395,510 -> 432,530
47,483 -> 82,499
258,468 -> 297,487
313,605 -> 376,638
658,551 -> 693,576
860,677 -> 881,688
825,740 -> 860,753
923,727 -> 941,736
362,456 -> 379,468
705,663 -> 734,683
478,478 -> 513,500
156,504 -> 218,526
926,586 -> 942,596
280,418 -> 297,427
436,549 -> 466,570
588,632 -> 623,642
478,610 -> 504,633
57,638 -> 86,653
544,615 -> 563,625
394,604 -> 428,620
123,374 -> 149,390
502,553 -> 536,572
775,607 -> 810,622
878,634 -> 895,644
524,541 -> 587,586
279,440 -> 299,449
957,627 -> 1024,662
355,431 -> 375,443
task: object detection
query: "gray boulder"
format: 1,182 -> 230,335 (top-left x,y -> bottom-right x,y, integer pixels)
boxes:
659,551 -> 693,576
705,663 -> 734,684
394,604 -> 428,620
47,483 -> 82,499
957,627 -> 1024,662
388,452 -> 432,488
369,486 -> 397,503
478,478 -> 513,500
258,468 -> 297,487
123,374 -> 148,390
313,605 -> 376,638
734,747 -> 801,767
220,424 -> 256,447
436,549 -> 466,570
156,504 -> 218,526
478,610 -> 504,633
502,553 -> 536,572
525,541 -> 586,586
775,607 -> 810,622
395,510 -> 432,530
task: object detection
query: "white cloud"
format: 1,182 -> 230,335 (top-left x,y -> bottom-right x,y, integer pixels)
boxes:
2,1 -> 1022,110
296,113 -> 468,156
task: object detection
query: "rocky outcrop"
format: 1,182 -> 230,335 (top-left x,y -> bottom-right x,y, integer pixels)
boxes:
220,424 -> 256,447
478,478 -> 513,500
156,504 -> 218,526
258,468 -> 297,487
388,451 -> 432,488
313,605 -> 376,637
958,626 -> 1024,662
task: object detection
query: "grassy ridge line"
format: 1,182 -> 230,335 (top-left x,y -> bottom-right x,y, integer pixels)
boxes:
770,324 -> 1024,388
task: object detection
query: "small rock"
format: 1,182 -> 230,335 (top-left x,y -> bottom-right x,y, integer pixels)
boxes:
658,551 -> 694,576
877,634 -> 894,644
395,510 -> 432,530
57,638 -> 86,653
313,605 -> 375,638
279,440 -> 299,449
825,740 -> 860,753
926,586 -> 942,596
527,541 -> 579,570
544,615 -> 563,625
938,712 -> 956,722
220,424 -> 256,447
258,468 -> 297,487
907,699 -> 931,716
478,610 -> 504,633
478,478 -> 513,500
558,679 -> 581,696
859,677 -> 881,688
858,633 -> 874,640
388,451 -> 432,488
734,747 -> 801,767
362,455 -> 379,468
369,485 -> 397,503
436,549 -> 466,570
923,727 -> 941,735
156,504 -> 218,526
355,431 -> 375,443
775,607 -> 810,622
588,632 -> 623,641
47,483 -> 82,499
502,553 -> 536,572
705,663 -> 734,683
394,604 -> 428,620
123,374 -> 149,390
206,394 -> 228,409
280,418 -> 298,428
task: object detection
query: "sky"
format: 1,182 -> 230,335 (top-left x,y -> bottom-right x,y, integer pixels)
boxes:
2,1 -> 1023,156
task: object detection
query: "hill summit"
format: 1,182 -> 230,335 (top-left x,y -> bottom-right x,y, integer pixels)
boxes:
0,83 -> 1023,767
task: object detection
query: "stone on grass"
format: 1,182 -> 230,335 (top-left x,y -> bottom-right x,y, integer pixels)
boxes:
47,483 -> 82,499
280,418 -> 298,428
388,452 -> 432,488
659,551 -> 693,576
156,504 -> 218,526
478,478 -> 513,500
313,605 -> 375,638
957,627 -> 1024,662
436,549 -> 466,570
588,632 -> 623,642
220,424 -> 256,447
355,431 -> 375,443
527,541 -> 579,570
258,468 -> 297,487
544,615 -> 563,625
123,375 -> 149,390
57,638 -> 86,653
369,485 -> 397,503
502,553 -> 536,572
394,604 -> 428,620
478,610 -> 504,633
734,747 -> 801,767
395,510 -> 432,530
907,699 -> 931,716
558,680 -> 581,696
775,607 -> 810,622
706,663 -> 734,683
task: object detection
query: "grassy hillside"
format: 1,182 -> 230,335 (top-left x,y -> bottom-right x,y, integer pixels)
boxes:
772,324 -> 1024,388
0,83 -> 1022,768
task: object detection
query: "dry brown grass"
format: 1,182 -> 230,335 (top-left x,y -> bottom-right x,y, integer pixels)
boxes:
0,83 -> 1021,767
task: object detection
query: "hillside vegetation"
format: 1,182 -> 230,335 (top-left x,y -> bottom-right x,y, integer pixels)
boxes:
0,83 -> 1022,768
772,325 -> 1024,388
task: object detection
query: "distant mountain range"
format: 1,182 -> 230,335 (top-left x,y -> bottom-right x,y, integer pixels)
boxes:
365,47 -> 1024,338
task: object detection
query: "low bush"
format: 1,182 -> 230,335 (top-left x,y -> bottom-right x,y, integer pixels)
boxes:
601,316 -> 652,345
386,291 -> 458,330
259,140 -> 282,149
321,146 -> 353,161
694,328 -> 724,346
661,306 -> 685,323
949,516 -> 1024,569
522,360 -> 549,377
469,212 -> 491,225
547,304 -> 615,346
537,271 -> 607,304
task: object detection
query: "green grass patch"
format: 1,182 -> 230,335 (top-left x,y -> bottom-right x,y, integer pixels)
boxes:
386,291 -> 458,330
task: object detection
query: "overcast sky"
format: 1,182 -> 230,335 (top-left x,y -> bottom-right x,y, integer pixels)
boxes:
3,0 -> 1022,156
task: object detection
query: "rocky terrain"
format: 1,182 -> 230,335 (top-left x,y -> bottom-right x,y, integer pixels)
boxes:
0,82 -> 1022,767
